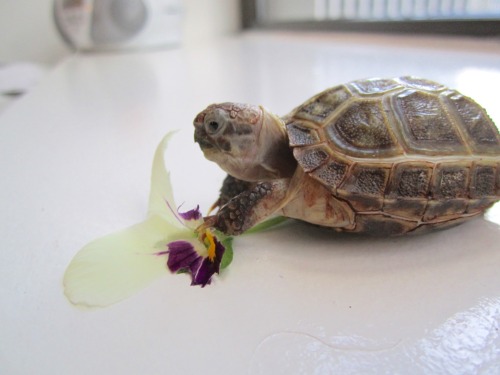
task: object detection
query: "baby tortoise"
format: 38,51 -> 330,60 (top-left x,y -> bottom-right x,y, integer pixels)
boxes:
194,76 -> 500,236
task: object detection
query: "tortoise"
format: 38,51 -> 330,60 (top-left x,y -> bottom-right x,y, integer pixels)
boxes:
193,76 -> 500,236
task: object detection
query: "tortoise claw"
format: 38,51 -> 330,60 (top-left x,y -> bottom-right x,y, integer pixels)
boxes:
196,215 -> 218,240
207,199 -> 221,215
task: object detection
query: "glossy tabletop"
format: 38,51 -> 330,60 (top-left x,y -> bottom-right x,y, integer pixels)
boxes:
1,31 -> 500,374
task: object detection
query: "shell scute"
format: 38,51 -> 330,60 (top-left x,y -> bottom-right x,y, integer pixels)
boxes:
292,144 -> 330,173
467,198 -> 498,213
394,90 -> 467,154
423,199 -> 467,222
383,199 -> 427,219
342,165 -> 390,196
471,164 -> 497,198
326,100 -> 399,156
286,122 -> 321,146
338,164 -> 391,210
397,76 -> 446,92
351,214 -> 417,235
349,78 -> 401,95
433,163 -> 470,199
294,85 -> 351,124
388,162 -> 433,199
310,158 -> 350,191
446,92 -> 500,153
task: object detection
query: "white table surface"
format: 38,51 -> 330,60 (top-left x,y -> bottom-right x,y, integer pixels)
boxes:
1,31 -> 500,374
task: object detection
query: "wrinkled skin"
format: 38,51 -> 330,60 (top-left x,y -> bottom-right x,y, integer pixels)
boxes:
193,102 -> 298,235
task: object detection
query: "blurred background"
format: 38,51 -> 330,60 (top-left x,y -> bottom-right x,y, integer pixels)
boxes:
0,0 -> 241,111
0,0 -> 498,66
0,0 -> 240,65
247,0 -> 500,28
0,0 -> 498,112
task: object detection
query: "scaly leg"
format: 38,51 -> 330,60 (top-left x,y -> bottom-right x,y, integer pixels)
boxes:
204,179 -> 291,235
209,175 -> 253,214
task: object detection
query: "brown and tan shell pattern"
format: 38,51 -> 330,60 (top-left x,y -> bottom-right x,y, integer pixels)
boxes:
286,76 -> 500,234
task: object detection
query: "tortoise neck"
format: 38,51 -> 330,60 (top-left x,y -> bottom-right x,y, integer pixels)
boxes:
259,107 -> 297,179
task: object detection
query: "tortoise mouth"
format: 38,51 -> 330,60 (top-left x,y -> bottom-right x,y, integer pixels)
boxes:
194,127 -> 215,149
195,136 -> 215,150
194,128 -> 233,154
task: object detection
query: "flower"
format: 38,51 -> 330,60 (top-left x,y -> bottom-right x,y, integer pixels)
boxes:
63,133 -> 233,307
163,230 -> 225,287
63,132 -> 284,308
156,204 -> 228,287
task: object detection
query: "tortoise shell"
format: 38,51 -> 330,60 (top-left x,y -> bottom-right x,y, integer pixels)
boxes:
285,76 -> 500,234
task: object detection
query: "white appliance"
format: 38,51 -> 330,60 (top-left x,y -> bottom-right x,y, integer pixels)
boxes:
54,0 -> 182,51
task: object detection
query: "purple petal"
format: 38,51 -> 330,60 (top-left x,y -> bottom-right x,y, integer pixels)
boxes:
213,238 -> 225,273
191,257 -> 216,287
164,236 -> 226,287
166,241 -> 201,273
191,238 -> 225,287
178,205 -> 202,221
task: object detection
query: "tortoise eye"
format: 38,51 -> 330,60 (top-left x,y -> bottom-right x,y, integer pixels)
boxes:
208,121 -> 219,132
205,119 -> 225,134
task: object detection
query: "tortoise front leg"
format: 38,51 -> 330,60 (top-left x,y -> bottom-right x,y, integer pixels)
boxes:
204,179 -> 290,235
209,175 -> 253,214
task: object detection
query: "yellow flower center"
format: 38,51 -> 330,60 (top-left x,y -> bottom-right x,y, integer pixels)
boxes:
204,229 -> 216,262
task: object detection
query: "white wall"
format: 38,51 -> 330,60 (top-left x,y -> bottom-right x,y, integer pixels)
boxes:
0,0 -> 241,67
183,0 -> 241,44
0,1 -> 69,66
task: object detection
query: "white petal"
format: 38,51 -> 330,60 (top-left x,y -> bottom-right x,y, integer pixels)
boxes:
64,215 -> 186,307
147,131 -> 184,226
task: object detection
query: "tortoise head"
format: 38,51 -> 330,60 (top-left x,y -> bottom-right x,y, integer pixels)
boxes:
194,103 -> 295,181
